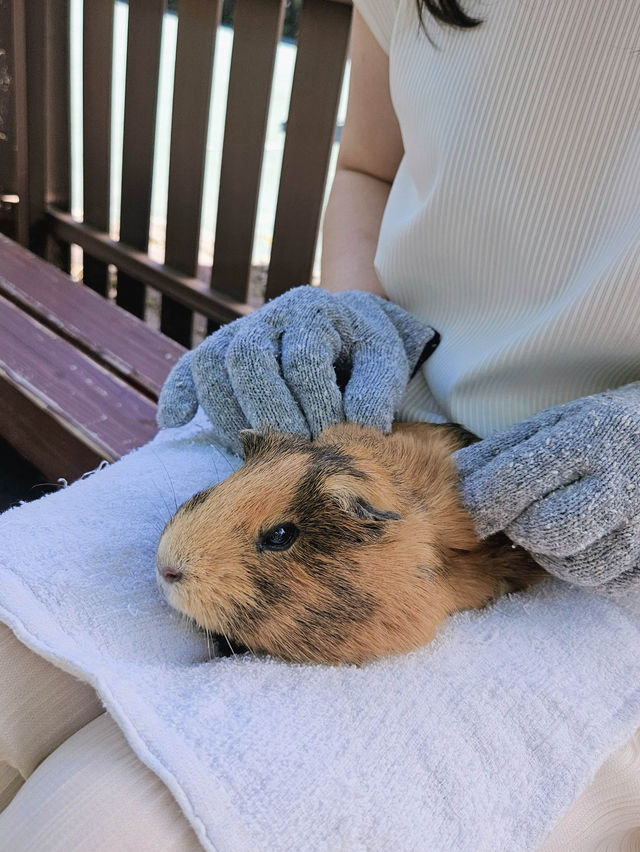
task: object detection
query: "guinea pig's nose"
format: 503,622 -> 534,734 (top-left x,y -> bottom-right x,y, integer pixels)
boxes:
156,535 -> 184,584
161,565 -> 184,584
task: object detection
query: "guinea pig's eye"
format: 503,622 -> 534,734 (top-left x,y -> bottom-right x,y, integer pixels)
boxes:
258,523 -> 299,552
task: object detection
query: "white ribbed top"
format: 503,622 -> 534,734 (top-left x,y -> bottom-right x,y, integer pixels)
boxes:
354,0 -> 640,437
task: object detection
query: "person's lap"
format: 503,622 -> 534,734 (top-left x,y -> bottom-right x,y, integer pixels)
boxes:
0,716 -> 201,851
0,622 -> 201,850
0,619 -> 639,850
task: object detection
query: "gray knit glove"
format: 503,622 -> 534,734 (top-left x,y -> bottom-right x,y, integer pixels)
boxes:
158,285 -> 438,455
454,383 -> 640,593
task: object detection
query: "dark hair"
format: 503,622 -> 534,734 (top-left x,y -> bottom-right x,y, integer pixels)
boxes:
417,0 -> 482,31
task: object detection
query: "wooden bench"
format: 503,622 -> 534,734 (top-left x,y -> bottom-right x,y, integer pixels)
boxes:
0,0 -> 352,480
0,233 -> 184,480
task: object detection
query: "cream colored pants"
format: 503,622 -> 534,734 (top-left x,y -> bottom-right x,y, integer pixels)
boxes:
0,623 -> 638,851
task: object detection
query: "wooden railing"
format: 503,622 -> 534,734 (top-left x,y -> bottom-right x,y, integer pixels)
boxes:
0,0 -> 353,347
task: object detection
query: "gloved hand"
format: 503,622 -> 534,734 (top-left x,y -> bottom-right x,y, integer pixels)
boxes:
158,285 -> 439,455
454,383 -> 640,593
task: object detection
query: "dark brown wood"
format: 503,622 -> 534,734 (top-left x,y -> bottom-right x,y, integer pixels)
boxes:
0,0 -> 18,240
24,0 -> 47,255
82,0 -> 114,296
266,0 -> 351,298
3,0 -> 30,246
0,376 -> 105,482
0,294 -> 159,479
117,0 -> 166,318
45,0 -> 71,272
161,0 -> 221,345
210,0 -> 286,302
0,233 -> 185,399
0,1 -> 15,204
48,207 -> 253,325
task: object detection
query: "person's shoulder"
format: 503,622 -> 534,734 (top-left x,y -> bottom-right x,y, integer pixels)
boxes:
352,0 -> 401,56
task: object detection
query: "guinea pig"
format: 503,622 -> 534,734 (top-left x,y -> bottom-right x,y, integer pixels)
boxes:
156,422 -> 546,665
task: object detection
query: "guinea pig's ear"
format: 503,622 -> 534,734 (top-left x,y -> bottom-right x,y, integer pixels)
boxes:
350,497 -> 402,522
334,490 -> 402,523
239,429 -> 268,460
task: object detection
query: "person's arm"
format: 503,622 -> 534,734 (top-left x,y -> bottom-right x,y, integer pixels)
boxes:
321,9 -> 404,297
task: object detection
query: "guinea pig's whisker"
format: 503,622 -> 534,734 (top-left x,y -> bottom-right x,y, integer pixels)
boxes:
220,628 -> 237,659
144,503 -> 168,530
242,640 -> 257,660
210,456 -> 222,485
140,494 -> 174,536
150,449 -> 180,516
149,521 -> 165,540
145,474 -> 175,526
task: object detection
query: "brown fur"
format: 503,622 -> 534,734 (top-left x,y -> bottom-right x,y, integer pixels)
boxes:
157,422 -> 546,665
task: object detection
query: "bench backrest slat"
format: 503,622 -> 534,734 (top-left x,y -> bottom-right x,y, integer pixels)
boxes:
24,1 -> 47,254
0,1 -> 25,243
44,0 -> 72,273
82,0 -> 115,296
116,0 -> 166,318
162,0 -> 222,346
210,0 -> 286,304
266,0 -> 351,298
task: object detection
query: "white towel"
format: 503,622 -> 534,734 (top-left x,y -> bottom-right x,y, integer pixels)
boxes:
1,413 -> 639,851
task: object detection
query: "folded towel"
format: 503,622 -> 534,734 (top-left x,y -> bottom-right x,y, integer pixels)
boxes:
1,413 -> 639,851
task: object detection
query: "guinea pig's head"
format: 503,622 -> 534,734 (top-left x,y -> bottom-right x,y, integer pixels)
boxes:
157,423 -> 543,665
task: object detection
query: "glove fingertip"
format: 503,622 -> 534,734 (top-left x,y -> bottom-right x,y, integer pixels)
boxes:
456,471 -> 505,540
452,443 -> 485,478
343,401 -> 394,435
156,398 -> 198,428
